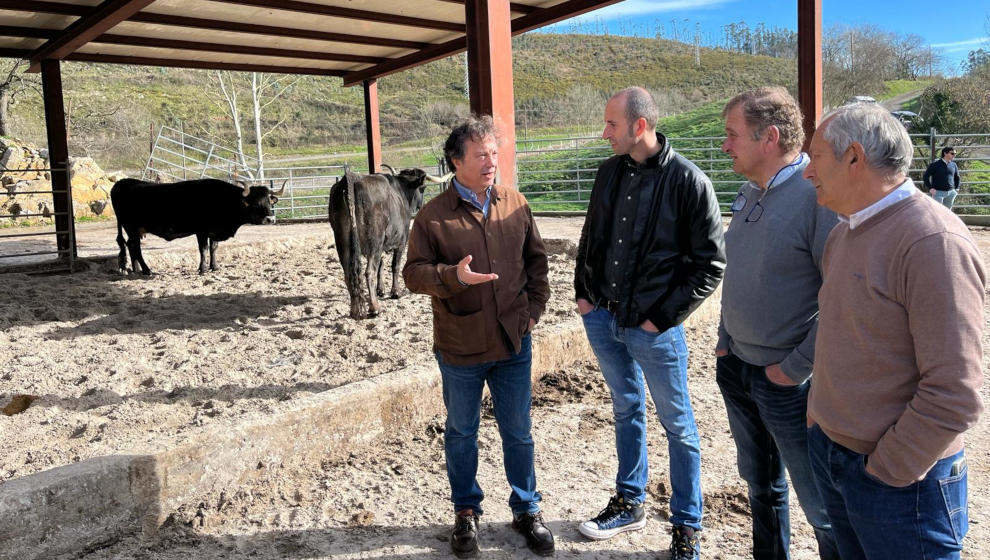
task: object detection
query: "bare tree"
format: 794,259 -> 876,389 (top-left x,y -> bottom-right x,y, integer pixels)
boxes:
213,71 -> 252,175
249,72 -> 300,180
212,71 -> 299,180
0,60 -> 40,138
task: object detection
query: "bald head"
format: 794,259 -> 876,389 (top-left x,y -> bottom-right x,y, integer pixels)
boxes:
611,87 -> 659,134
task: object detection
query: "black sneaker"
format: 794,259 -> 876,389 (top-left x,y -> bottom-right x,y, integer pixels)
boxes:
512,511 -> 555,556
577,494 -> 646,540
669,525 -> 700,560
450,510 -> 480,558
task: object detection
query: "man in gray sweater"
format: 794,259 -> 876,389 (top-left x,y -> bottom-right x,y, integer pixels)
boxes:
716,87 -> 839,560
805,103 -> 984,559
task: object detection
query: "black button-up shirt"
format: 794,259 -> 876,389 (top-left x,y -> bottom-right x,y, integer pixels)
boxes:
601,150 -> 662,303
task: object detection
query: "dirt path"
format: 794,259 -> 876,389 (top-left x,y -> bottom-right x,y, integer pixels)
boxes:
880,89 -> 925,112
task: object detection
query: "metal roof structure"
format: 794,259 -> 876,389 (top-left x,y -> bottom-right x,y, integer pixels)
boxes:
0,0 -> 622,81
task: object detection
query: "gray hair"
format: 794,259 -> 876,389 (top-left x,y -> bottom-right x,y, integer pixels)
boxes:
820,103 -> 912,176
614,87 -> 659,133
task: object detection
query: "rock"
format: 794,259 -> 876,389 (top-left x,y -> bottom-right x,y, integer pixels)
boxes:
0,146 -> 23,173
25,179 -> 51,192
39,148 -> 48,160
5,180 -> 25,197
67,157 -> 105,191
285,329 -> 305,340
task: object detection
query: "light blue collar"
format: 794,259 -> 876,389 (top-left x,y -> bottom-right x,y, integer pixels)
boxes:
452,177 -> 492,218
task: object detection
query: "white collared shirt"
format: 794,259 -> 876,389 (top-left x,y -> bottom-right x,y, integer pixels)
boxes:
840,178 -> 916,230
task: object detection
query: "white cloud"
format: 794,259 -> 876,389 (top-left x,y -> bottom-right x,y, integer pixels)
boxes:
931,36 -> 989,52
553,0 -> 736,23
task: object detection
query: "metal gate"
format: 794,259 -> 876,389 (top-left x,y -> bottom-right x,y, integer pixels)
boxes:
0,162 -> 76,272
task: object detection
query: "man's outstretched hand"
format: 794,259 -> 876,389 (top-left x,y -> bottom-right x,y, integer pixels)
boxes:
456,255 -> 498,285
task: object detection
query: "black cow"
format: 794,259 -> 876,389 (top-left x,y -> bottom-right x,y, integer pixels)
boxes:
328,167 -> 450,318
110,177 -> 284,275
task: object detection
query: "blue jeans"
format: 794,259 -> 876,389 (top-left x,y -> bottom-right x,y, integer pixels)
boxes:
436,334 -> 541,517
808,424 -> 969,560
716,354 -> 838,560
581,308 -> 702,530
932,189 -> 957,209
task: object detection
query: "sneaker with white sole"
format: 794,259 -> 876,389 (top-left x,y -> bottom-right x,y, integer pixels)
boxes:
577,494 -> 646,540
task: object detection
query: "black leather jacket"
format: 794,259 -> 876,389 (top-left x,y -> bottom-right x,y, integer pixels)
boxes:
574,133 -> 726,330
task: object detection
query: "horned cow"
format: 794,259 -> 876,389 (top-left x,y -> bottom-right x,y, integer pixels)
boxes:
328,167 -> 450,318
110,177 -> 284,275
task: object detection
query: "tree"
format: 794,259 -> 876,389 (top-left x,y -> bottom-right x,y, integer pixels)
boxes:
0,60 -> 40,138
213,71 -> 251,175
212,71 -> 300,180
249,72 -> 300,180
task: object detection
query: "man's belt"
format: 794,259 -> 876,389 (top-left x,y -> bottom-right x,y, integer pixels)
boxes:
602,299 -> 624,314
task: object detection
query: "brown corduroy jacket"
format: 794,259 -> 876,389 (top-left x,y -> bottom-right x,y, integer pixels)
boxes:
403,183 -> 550,365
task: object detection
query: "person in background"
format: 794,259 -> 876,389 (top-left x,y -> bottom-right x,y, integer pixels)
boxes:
923,146 -> 961,209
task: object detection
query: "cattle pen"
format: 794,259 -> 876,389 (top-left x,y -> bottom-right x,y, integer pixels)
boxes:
0,1 -> 841,558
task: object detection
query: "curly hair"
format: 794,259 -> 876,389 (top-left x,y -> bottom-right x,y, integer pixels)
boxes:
443,115 -> 499,171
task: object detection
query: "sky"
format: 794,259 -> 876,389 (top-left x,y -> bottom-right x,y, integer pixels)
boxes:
540,0 -> 990,75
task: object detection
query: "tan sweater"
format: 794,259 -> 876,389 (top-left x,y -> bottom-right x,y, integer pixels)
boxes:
809,192 -> 985,487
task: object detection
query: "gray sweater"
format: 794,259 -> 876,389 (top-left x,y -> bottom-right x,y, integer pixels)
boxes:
717,159 -> 839,383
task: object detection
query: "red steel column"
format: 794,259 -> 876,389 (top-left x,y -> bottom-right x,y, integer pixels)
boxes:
363,78 -> 382,173
798,0 -> 822,150
41,59 -> 76,259
465,0 -> 516,188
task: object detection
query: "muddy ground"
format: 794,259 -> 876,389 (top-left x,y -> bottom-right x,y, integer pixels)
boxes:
1,220 -> 988,559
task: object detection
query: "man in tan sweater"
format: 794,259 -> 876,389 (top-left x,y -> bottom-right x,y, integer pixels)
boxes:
803,103 -> 985,560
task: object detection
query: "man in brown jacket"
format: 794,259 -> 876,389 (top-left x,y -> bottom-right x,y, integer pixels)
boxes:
403,115 -> 553,558
804,102 -> 985,559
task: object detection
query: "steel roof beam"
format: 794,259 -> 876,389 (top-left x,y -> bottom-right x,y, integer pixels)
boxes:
212,0 -> 464,33
27,0 -> 158,71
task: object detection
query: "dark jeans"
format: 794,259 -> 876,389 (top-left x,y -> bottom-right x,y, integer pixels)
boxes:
808,423 -> 969,560
436,334 -> 541,517
715,354 -> 838,560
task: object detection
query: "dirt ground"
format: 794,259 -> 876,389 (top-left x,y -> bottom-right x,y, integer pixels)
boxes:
0,220 -> 579,481
1,219 -> 988,559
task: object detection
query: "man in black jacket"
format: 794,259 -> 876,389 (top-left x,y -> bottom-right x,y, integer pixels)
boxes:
574,87 -> 725,560
923,146 -> 961,209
